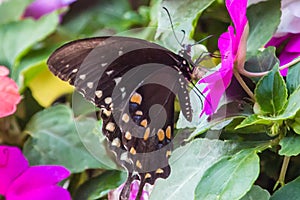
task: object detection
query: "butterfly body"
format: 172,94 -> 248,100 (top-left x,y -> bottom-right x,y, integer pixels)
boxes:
47,36 -> 198,199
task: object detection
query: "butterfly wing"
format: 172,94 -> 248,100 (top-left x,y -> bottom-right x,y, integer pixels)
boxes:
47,36 -> 193,198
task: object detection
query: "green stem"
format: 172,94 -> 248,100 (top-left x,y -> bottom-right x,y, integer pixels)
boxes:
239,57 -> 300,77
233,69 -> 255,100
274,156 -> 291,190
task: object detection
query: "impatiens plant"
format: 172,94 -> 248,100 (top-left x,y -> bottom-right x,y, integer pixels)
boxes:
0,146 -> 71,200
1,0 -> 300,199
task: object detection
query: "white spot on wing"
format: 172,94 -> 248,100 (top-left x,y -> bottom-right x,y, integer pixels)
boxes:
95,90 -> 102,98
72,68 -> 78,73
106,70 -> 114,76
87,82 -> 93,88
105,97 -> 112,104
79,74 -> 86,80
114,77 -> 122,85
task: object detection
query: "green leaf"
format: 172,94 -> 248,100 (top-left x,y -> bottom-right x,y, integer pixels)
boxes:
12,46 -> 57,88
0,13 -> 58,72
62,0 -> 145,36
156,0 -> 215,41
244,47 -> 278,82
236,114 -> 272,129
291,112 -> 300,134
195,149 -> 260,200
150,139 -> 238,200
0,0 -> 33,25
23,105 -> 118,173
240,185 -> 270,200
149,139 -> 264,200
74,171 -> 126,200
286,58 -> 300,95
270,176 -> 300,200
261,86 -> 300,121
247,0 -> 281,54
279,135 -> 300,156
254,65 -> 288,115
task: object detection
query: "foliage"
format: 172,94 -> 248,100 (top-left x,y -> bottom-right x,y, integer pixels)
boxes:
1,0 -> 300,199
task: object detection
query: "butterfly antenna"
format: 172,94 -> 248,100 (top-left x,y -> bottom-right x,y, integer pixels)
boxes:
163,7 -> 184,48
180,30 -> 186,45
190,35 -> 214,47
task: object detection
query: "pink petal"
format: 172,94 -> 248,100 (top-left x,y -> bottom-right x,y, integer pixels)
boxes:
285,34 -> 300,53
24,0 -> 76,19
226,0 -> 248,42
265,34 -> 290,47
0,66 -> 9,77
0,146 -> 28,195
200,69 -> 233,115
6,185 -> 71,200
6,166 -> 70,200
0,76 -> 21,118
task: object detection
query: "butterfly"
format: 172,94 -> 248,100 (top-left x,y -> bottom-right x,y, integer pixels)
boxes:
47,36 -> 205,199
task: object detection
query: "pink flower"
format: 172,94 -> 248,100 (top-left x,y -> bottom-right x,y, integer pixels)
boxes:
23,0 -> 76,20
0,66 -> 21,118
265,0 -> 300,76
0,146 -> 71,200
199,0 -> 248,115
108,180 -> 152,200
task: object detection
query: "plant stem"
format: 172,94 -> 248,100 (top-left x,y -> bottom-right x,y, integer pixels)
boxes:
233,69 -> 255,100
274,156 -> 291,190
239,56 -> 300,77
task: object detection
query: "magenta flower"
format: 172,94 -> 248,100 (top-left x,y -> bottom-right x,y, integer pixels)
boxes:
265,0 -> 300,76
23,0 -> 76,20
199,0 -> 248,115
0,146 -> 71,200
0,66 -> 21,118
108,180 -> 152,200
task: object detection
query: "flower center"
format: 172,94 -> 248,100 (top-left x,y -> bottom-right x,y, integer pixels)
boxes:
0,195 -> 5,200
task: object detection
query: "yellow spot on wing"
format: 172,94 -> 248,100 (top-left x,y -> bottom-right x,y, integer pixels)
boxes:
157,129 -> 165,141
145,173 -> 151,179
166,126 -> 171,139
136,160 -> 142,168
130,147 -> 136,155
144,127 -> 150,141
130,93 -> 142,105
125,131 -> 132,140
156,168 -> 164,174
140,119 -> 148,127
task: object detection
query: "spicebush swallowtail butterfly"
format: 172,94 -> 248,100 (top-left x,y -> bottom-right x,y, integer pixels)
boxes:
47,36 -> 205,199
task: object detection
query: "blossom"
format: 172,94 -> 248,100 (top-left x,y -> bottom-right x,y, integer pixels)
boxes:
0,146 -> 71,200
199,0 -> 248,115
0,66 -> 21,118
265,0 -> 300,76
108,180 -> 152,200
23,0 -> 76,20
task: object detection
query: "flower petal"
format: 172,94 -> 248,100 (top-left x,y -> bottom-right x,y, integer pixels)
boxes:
0,66 -> 9,77
226,0 -> 248,42
6,166 -> 70,200
23,0 -> 76,19
0,146 -> 28,195
0,76 -> 21,118
6,185 -> 71,200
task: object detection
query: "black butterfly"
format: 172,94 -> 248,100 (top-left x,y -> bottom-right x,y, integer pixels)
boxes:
47,36 -> 204,199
